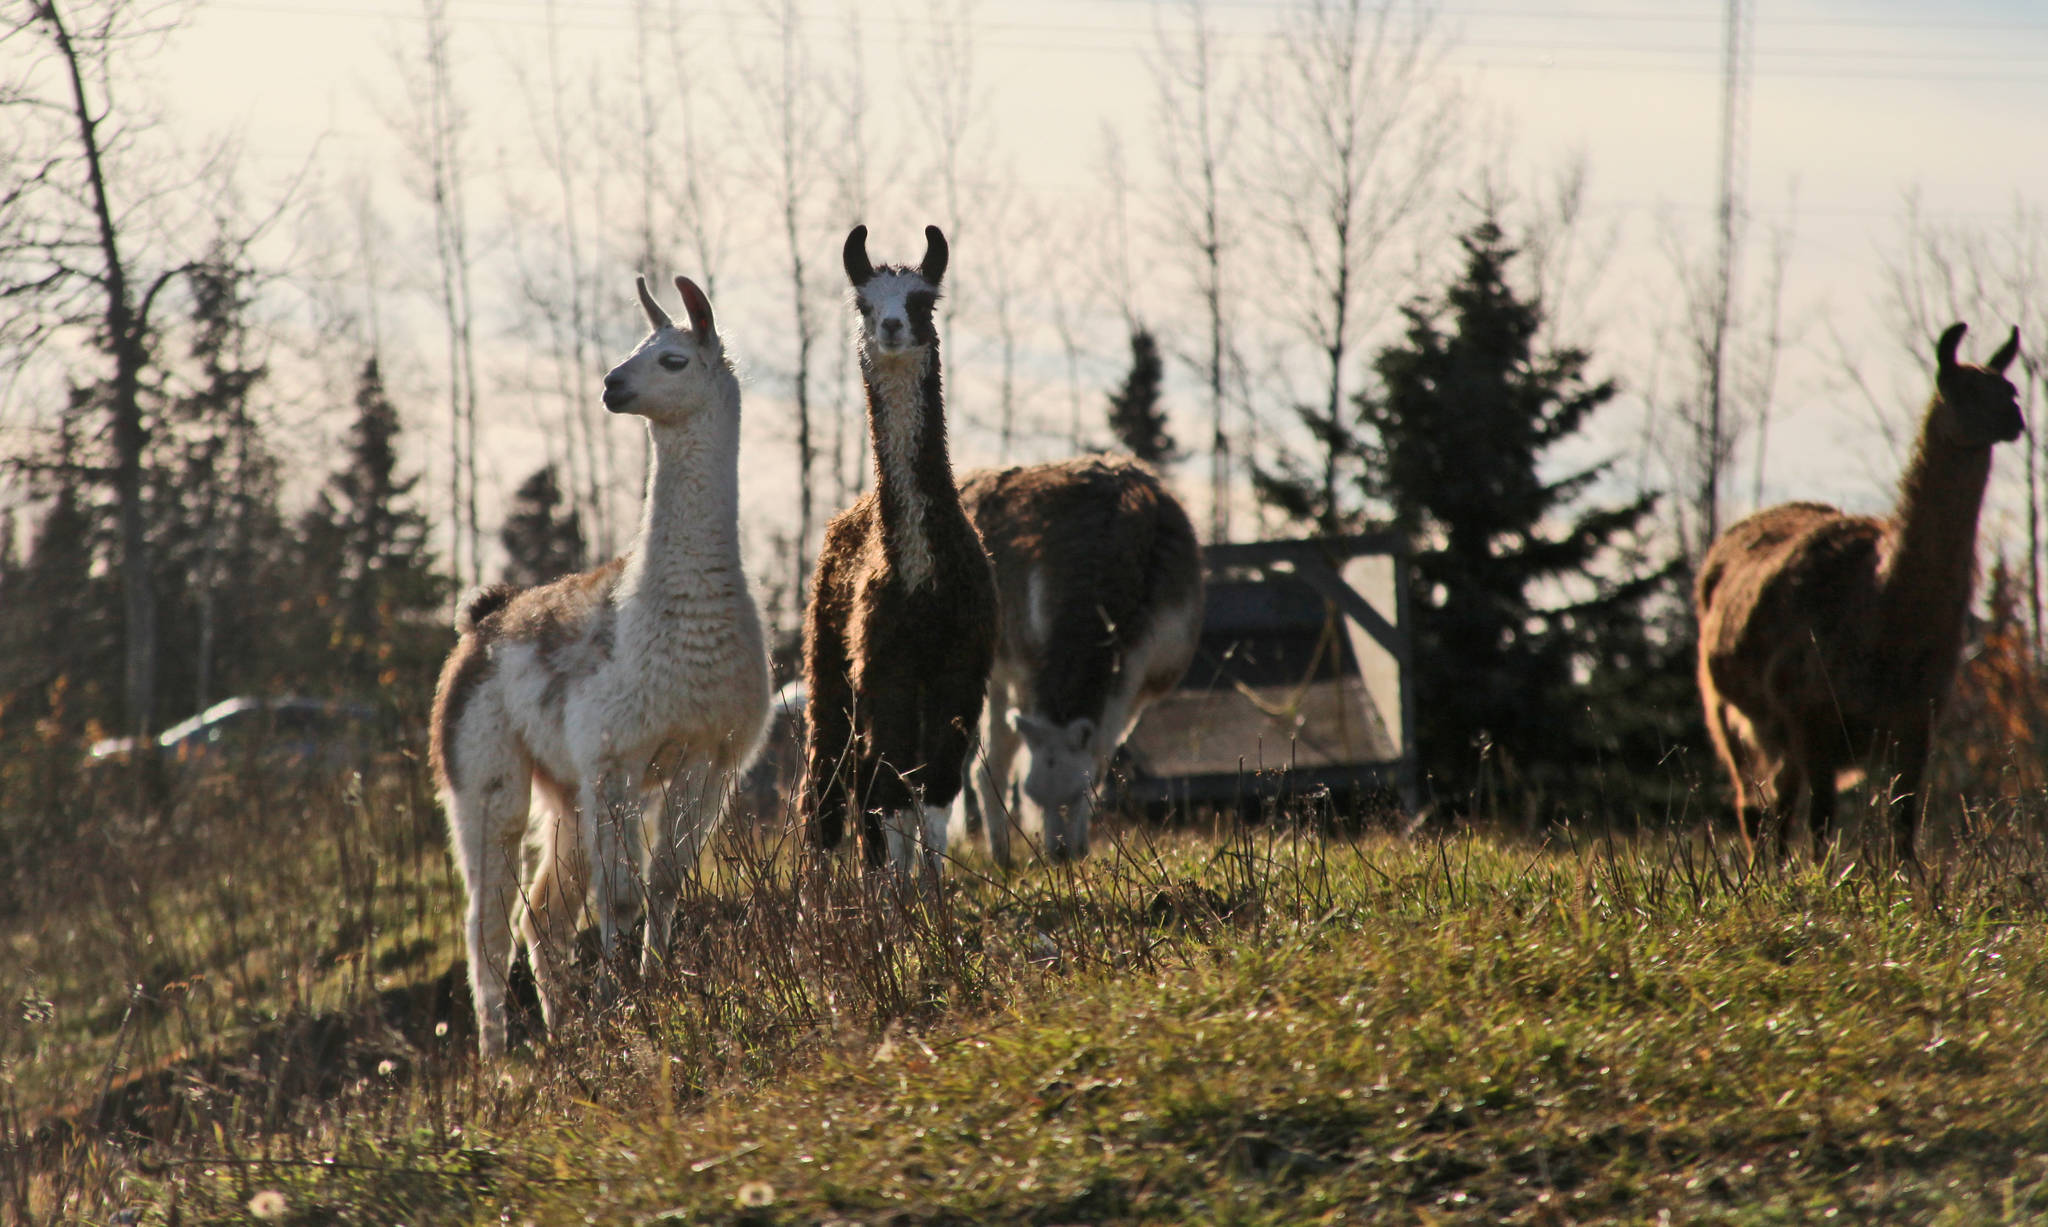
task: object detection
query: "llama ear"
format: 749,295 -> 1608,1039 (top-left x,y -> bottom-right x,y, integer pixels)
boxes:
1989,326 -> 2021,374
843,225 -> 874,286
920,225 -> 948,285
636,277 -> 672,331
1936,322 -> 1968,373
674,275 -> 716,341
1064,718 -> 1096,752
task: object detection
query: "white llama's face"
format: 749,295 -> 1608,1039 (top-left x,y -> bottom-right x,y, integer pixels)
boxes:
1012,710 -> 1098,842
604,276 -> 725,425
852,270 -> 940,361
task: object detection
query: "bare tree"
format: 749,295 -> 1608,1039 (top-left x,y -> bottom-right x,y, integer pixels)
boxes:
1045,247 -> 1093,451
1247,0 -> 1462,534
501,0 -> 611,555
390,0 -> 483,588
0,0 -> 219,737
1092,125 -> 1143,332
1153,0 -> 1244,540
1658,195 -> 1796,562
748,0 -> 825,612
653,1 -> 729,299
980,169 -> 1039,460
822,4 -> 874,503
911,0 -> 981,341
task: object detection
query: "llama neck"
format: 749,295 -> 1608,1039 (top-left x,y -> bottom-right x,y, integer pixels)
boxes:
1877,399 -> 1995,655
862,347 -> 956,589
620,383 -> 744,608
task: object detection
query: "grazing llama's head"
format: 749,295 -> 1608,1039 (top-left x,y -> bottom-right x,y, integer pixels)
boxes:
843,224 -> 947,365
1932,322 -> 2024,447
603,275 -> 727,426
1011,710 -> 1097,854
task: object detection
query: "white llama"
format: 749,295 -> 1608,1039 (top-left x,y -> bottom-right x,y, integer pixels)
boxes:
431,276 -> 771,1059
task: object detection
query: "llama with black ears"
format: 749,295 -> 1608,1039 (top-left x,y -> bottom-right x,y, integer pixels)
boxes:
1695,322 -> 2023,863
802,224 -> 997,876
432,275 -> 771,1059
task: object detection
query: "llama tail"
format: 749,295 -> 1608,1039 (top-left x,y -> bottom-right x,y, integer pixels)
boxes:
456,584 -> 520,635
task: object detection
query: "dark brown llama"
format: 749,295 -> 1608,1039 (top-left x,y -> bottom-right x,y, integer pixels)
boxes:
1695,322 -> 2023,863
956,455 -> 1204,864
802,225 -> 998,875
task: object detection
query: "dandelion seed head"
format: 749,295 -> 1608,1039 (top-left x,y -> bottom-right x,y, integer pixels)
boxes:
247,1189 -> 289,1219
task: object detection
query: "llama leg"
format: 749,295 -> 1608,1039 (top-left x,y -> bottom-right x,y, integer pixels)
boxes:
1764,757 -> 1805,863
643,760 -> 726,978
1885,729 -> 1931,864
1808,767 -> 1839,858
803,575 -> 858,851
1703,698 -> 1761,849
587,771 -> 642,998
804,695 -> 856,852
977,681 -> 1021,868
521,792 -> 590,1037
917,709 -> 976,878
447,767 -> 529,1060
921,801 -> 950,879
880,805 -> 918,877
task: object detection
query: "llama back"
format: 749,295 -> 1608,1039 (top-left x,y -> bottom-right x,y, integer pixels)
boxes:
1697,503 -> 1886,681
961,455 -> 1201,724
429,559 -> 631,795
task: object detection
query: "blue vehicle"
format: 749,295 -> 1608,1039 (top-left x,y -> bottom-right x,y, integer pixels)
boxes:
88,696 -> 386,776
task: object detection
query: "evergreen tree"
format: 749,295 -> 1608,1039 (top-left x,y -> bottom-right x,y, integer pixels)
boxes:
149,255 -> 294,719
499,464 -> 585,588
1250,385 -> 1368,534
1356,216 -> 1681,816
0,466 -> 120,745
297,358 -> 452,706
1106,328 -> 1179,465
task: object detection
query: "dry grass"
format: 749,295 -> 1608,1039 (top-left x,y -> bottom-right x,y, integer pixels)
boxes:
7,755 -> 2048,1223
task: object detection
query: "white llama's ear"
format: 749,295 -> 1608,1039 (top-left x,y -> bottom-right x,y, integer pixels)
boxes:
843,225 -> 874,286
920,225 -> 948,285
675,276 -> 716,341
1064,717 -> 1095,752
636,276 -> 673,332
1989,326 -> 2021,374
1937,322 -> 1968,373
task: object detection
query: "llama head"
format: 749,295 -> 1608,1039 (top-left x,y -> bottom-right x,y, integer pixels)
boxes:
1010,709 -> 1098,854
602,275 -> 727,425
843,224 -> 947,363
1932,322 -> 2025,447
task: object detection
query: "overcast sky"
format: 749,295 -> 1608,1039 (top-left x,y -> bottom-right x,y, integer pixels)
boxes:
100,0 -> 2048,560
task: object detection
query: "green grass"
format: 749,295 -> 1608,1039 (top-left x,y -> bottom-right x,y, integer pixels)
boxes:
10,771 -> 2048,1224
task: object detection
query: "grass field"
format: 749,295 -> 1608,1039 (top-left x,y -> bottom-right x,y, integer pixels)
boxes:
8,763 -> 2048,1224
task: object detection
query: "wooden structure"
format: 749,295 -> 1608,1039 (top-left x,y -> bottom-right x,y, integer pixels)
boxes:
1114,533 -> 1416,815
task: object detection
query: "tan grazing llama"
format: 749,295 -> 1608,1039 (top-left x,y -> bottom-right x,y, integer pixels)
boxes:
956,455 -> 1204,864
802,225 -> 997,877
432,276 -> 771,1058
1695,321 -> 2022,863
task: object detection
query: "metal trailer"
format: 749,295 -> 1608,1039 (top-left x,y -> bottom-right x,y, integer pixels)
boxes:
1113,533 -> 1417,819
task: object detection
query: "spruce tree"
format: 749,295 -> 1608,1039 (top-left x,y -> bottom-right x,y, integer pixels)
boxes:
151,255 -> 293,717
298,358 -> 451,704
1106,328 -> 1178,465
499,464 -> 585,588
1357,216 -> 1680,816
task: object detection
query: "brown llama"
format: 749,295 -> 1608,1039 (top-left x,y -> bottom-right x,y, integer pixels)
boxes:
802,225 -> 997,876
1695,321 -> 2023,863
956,455 -> 1204,864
